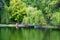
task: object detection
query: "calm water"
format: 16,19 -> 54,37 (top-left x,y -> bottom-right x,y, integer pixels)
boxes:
0,27 -> 60,40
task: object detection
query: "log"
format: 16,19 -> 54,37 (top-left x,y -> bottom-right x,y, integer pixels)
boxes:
0,24 -> 60,29
0,24 -> 34,27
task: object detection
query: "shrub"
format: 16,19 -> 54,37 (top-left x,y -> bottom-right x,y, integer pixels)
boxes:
22,6 -> 47,25
9,0 -> 26,22
51,12 -> 60,26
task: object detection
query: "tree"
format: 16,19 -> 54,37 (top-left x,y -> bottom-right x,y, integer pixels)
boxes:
22,6 -> 47,25
9,0 -> 26,23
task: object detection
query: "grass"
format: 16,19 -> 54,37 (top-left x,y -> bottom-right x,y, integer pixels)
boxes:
0,27 -> 60,40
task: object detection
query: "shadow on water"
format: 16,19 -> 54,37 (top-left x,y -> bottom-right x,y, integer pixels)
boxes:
0,27 -> 60,40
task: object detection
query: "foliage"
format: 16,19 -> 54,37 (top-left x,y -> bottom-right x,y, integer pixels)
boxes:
4,0 -> 10,6
0,0 -> 10,24
22,6 -> 47,25
9,0 -> 26,22
22,0 -> 60,26
0,0 -> 60,26
50,12 -> 60,26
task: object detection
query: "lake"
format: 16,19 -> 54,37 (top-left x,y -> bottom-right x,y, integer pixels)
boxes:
0,27 -> 60,40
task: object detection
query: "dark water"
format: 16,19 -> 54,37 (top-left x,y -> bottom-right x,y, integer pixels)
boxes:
0,27 -> 60,40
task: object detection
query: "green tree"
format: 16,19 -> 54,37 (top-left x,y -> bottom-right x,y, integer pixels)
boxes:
22,0 -> 60,26
51,12 -> 60,26
22,6 -> 47,25
9,0 -> 26,23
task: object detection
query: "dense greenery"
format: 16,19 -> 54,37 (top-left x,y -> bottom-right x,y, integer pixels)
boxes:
22,6 -> 47,25
9,0 -> 26,22
0,0 -> 60,26
22,0 -> 60,26
51,12 -> 60,26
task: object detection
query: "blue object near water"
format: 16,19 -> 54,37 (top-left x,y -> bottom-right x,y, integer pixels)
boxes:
34,25 -> 40,29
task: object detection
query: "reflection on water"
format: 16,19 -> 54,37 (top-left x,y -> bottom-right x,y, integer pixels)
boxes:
0,27 -> 60,40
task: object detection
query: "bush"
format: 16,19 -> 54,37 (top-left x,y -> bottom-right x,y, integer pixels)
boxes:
9,0 -> 26,22
51,12 -> 60,26
22,6 -> 47,25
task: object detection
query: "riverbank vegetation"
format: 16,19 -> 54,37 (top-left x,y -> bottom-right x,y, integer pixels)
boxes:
0,0 -> 60,26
